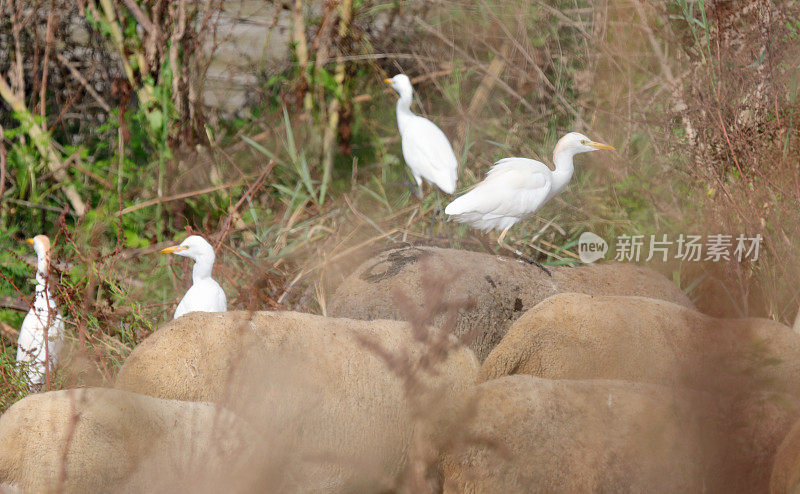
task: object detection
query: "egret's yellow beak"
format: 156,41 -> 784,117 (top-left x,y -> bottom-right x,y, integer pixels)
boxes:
587,141 -> 615,151
383,78 -> 392,84
161,245 -> 188,254
25,238 -> 34,245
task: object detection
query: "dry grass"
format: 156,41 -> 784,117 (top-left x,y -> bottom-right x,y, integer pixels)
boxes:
1,0 -> 797,398
586,1 -> 800,320
1,0 -> 800,489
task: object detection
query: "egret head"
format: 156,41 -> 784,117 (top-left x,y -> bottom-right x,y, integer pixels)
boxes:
554,132 -> 615,156
384,74 -> 413,98
25,235 -> 51,263
161,235 -> 214,261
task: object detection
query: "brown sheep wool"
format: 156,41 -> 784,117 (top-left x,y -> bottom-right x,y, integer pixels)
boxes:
477,293 -> 800,491
0,388 -> 253,493
441,375 -> 797,494
327,246 -> 692,361
479,293 -> 800,397
114,310 -> 479,492
442,375 -> 710,493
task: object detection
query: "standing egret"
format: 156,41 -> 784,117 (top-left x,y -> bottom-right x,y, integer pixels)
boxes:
161,235 -> 227,319
445,132 -> 615,274
384,74 -> 458,197
17,235 -> 64,390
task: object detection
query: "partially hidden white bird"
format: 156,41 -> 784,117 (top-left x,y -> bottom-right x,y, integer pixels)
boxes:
161,235 -> 227,319
445,132 -> 615,274
385,74 -> 458,196
17,235 -> 64,390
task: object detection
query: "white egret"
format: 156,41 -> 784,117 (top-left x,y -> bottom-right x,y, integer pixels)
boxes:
161,235 -> 227,319
17,235 -> 64,390
384,74 -> 458,196
445,132 -> 615,274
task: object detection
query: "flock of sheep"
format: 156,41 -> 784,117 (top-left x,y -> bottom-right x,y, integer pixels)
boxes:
3,243 -> 800,493
3,73 -> 797,492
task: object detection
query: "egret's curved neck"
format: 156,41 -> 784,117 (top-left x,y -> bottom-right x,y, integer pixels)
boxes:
395,88 -> 414,122
34,255 -> 53,308
192,253 -> 215,283
35,255 -> 49,286
551,148 -> 577,194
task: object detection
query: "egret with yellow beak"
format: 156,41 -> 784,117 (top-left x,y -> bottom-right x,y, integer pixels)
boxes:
17,235 -> 64,390
384,74 -> 458,197
161,235 -> 227,319
445,132 -> 615,274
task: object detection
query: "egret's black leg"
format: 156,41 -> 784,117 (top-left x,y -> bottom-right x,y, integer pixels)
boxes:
496,228 -> 552,277
527,258 -> 552,276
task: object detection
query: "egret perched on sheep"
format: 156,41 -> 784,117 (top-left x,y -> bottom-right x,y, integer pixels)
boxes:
384,74 -> 458,196
445,132 -> 614,274
17,235 -> 64,390
161,235 -> 226,319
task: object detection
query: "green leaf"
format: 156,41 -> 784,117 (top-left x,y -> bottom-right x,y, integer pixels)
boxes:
315,66 -> 342,98
147,110 -> 163,132
124,230 -> 149,248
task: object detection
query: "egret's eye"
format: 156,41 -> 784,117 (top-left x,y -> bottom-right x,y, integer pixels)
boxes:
580,140 -> 588,145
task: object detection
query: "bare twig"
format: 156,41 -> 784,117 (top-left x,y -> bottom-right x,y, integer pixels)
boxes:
121,0 -> 158,35
0,320 -> 19,345
39,0 -> 57,129
115,181 -> 239,217
214,160 -> 276,249
292,0 -> 312,110
456,41 -> 511,150
71,161 -> 114,190
0,73 -> 87,215
0,297 -> 28,312
3,198 -> 66,214
353,69 -> 454,103
0,124 -> 7,199
414,16 -> 536,113
321,0 -> 354,204
168,0 -> 187,115
632,0 -> 697,146
55,54 -> 111,112
715,109 -> 745,178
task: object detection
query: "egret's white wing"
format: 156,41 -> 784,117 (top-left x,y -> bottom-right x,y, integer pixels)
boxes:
17,310 -> 43,365
400,116 -> 458,194
17,308 -> 63,385
488,157 -> 550,178
214,281 -> 228,312
49,314 -> 64,362
445,158 -> 552,223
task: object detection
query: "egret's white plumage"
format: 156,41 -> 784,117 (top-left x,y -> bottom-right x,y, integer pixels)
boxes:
385,74 -> 458,195
445,132 -> 614,271
17,235 -> 64,389
162,235 -> 226,319
445,157 -> 554,232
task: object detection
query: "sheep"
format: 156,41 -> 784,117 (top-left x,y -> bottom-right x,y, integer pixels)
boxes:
474,293 -> 800,491
114,310 -> 479,492
441,375 -> 796,493
479,293 -> 800,398
441,375 -> 713,493
327,246 -> 692,361
0,387 -> 253,493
